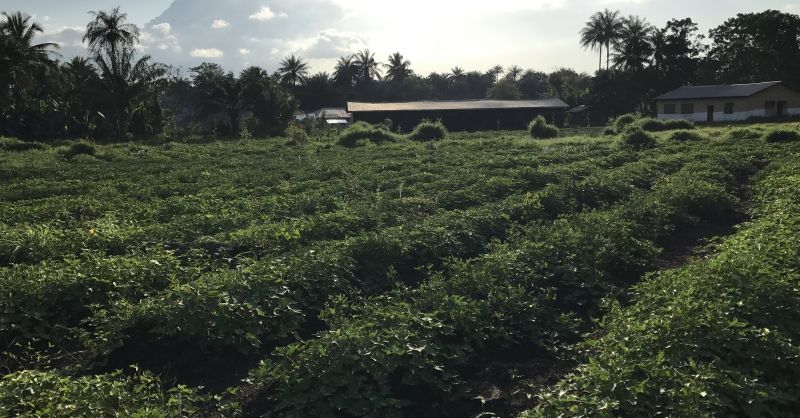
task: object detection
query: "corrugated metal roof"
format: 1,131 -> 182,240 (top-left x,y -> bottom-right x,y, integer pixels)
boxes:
347,99 -> 570,112
654,81 -> 783,101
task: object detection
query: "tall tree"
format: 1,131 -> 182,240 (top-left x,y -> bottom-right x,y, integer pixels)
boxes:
353,49 -> 381,81
278,55 -> 309,86
83,7 -> 139,57
612,16 -> 654,72
580,12 -> 605,72
598,9 -> 624,70
385,52 -> 413,82
705,10 -> 800,88
505,65 -> 523,82
0,12 -> 58,92
447,67 -> 466,83
333,55 -> 358,88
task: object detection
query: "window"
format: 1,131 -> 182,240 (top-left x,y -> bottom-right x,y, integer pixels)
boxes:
663,104 -> 676,114
681,103 -> 694,115
724,103 -> 734,114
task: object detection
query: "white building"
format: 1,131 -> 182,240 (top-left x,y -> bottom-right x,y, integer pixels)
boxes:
654,81 -> 800,122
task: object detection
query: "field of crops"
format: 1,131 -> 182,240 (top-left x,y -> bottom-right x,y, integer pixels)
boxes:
2,122 -> 800,417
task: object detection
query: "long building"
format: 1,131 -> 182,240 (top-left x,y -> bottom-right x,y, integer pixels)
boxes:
654,81 -> 800,122
347,99 -> 570,132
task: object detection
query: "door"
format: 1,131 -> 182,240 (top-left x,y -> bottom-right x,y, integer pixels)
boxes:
707,105 -> 714,122
777,101 -> 787,117
765,101 -> 776,117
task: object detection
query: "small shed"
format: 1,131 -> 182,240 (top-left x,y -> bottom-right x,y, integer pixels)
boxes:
347,99 -> 570,132
654,81 -> 800,122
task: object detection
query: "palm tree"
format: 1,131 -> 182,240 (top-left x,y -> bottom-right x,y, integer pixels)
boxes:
84,7 -> 139,57
95,46 -> 166,137
384,52 -> 412,81
486,65 -> 504,83
447,66 -> 465,83
505,65 -> 523,82
612,16 -> 654,72
278,54 -> 309,86
0,12 -> 59,90
353,49 -> 381,81
580,12 -> 604,71
650,29 -> 667,72
598,9 -> 624,70
333,55 -> 358,87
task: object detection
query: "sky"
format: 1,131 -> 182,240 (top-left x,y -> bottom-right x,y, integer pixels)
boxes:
5,0 -> 800,76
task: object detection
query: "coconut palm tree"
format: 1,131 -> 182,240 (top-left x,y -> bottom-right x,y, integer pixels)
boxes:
598,9 -> 624,70
333,55 -> 358,87
84,7 -> 139,57
0,12 -> 59,89
384,52 -> 413,81
447,66 -> 465,83
95,46 -> 166,137
650,29 -> 667,72
613,16 -> 654,72
353,49 -> 381,81
278,54 -> 309,86
580,12 -> 605,72
505,65 -> 523,82
486,65 -> 504,83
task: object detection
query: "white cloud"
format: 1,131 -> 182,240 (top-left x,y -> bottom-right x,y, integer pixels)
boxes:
239,48 -> 251,55
785,4 -> 800,12
286,29 -> 367,59
140,23 -> 182,52
249,6 -> 276,21
211,19 -> 231,29
191,48 -> 224,58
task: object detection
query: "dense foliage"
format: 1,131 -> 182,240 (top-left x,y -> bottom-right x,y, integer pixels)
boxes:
1,123 -> 799,416
2,8 -> 800,141
529,115 -> 560,139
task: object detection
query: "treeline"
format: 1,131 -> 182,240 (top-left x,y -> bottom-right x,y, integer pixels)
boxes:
1,8 -> 799,141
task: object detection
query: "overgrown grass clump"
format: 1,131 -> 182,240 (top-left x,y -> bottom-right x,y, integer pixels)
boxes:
62,140 -> 96,159
613,113 -> 639,132
408,121 -> 448,142
0,137 -> 45,152
639,118 -> 695,132
619,126 -> 657,149
669,130 -> 705,142
337,122 -> 398,147
764,129 -> 800,143
528,115 -> 560,139
727,127 -> 761,141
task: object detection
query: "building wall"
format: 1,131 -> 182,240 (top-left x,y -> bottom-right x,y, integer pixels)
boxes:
656,84 -> 800,122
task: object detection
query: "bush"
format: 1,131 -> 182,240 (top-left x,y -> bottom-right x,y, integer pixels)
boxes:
669,130 -> 705,142
613,113 -> 640,132
285,124 -> 310,146
619,127 -> 656,150
602,127 -> 617,136
727,128 -> 761,141
528,115 -> 560,139
764,129 -> 800,143
665,119 -> 695,130
638,118 -> 667,132
0,138 -> 45,152
65,141 -> 96,159
337,122 -> 398,147
408,121 -> 448,142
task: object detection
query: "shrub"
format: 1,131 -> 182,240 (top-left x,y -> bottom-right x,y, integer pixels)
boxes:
337,122 -> 398,147
613,113 -> 639,132
764,129 -> 800,143
669,130 -> 705,142
65,141 -> 96,159
602,127 -> 617,136
528,115 -> 560,139
0,138 -> 45,152
285,124 -> 310,146
619,127 -> 656,150
665,119 -> 694,130
638,118 -> 668,132
727,128 -> 761,141
408,120 -> 448,142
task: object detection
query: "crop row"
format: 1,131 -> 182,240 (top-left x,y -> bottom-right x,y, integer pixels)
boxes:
529,153 -> 800,417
